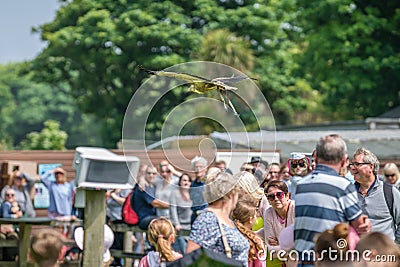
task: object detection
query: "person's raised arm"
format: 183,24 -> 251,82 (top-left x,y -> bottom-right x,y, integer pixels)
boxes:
39,170 -> 53,188
20,172 -> 39,190
109,189 -> 126,205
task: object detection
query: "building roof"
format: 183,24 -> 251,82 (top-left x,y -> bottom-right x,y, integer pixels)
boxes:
210,129 -> 400,160
378,105 -> 400,118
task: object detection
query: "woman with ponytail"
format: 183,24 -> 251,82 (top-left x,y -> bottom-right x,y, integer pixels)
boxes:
138,217 -> 182,267
231,199 -> 266,267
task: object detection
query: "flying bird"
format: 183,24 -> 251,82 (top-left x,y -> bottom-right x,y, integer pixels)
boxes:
138,65 -> 254,116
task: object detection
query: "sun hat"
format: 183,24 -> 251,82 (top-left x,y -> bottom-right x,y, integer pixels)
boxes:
234,171 -> 264,200
203,171 -> 239,203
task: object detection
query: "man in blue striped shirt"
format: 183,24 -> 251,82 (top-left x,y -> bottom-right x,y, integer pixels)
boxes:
294,134 -> 371,266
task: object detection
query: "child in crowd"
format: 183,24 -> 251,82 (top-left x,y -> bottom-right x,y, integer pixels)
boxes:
314,222 -> 353,267
231,199 -> 266,267
355,232 -> 400,267
29,228 -> 65,267
138,217 -> 182,267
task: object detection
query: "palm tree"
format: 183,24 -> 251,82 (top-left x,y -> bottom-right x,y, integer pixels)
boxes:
195,29 -> 254,73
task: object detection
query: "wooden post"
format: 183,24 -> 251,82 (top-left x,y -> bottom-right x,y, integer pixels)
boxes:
83,189 -> 106,267
19,222 -> 31,267
123,231 -> 133,267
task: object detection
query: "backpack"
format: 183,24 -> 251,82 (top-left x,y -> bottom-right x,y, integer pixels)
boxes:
121,187 -> 139,225
383,182 -> 394,219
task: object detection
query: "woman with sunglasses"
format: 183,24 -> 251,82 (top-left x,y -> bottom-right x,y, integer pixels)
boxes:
1,188 -> 23,219
383,163 -> 400,191
287,154 -> 312,199
261,180 -> 295,266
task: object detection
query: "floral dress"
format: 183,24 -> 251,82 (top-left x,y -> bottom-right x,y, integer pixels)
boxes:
189,210 -> 250,266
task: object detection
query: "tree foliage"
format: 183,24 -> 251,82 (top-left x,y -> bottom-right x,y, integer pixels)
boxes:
293,0 -> 400,119
24,0 -> 399,147
20,120 -> 68,150
195,28 -> 255,72
0,63 -> 102,149
28,0 -> 315,146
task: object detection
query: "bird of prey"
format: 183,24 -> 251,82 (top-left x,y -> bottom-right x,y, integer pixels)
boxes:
138,65 -> 253,116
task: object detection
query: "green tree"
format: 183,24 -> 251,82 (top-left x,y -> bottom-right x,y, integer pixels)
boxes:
294,0 -> 400,119
28,0 -> 318,145
0,65 -> 17,148
0,63 -> 102,149
195,29 -> 255,72
21,120 -> 68,150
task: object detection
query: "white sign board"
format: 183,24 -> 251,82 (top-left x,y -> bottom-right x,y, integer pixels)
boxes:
34,183 -> 50,208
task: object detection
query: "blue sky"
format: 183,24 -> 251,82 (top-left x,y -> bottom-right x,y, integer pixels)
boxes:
0,0 -> 60,64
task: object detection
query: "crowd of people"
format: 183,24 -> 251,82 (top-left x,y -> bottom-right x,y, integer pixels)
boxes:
127,134 -> 400,267
2,133 -> 400,267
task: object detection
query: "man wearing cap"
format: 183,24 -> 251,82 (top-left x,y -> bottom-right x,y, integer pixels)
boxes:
40,167 -> 75,221
250,156 -> 269,185
250,156 -> 268,171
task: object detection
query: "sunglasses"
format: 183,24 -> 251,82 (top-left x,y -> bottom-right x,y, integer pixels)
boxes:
291,161 -> 306,168
266,191 -> 286,201
6,193 -> 14,197
161,170 -> 171,173
385,174 -> 396,178
147,172 -> 157,175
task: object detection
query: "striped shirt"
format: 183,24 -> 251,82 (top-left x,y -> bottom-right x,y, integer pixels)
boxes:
294,164 -> 362,260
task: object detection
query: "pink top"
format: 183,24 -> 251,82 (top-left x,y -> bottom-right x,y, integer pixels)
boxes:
263,200 -> 295,252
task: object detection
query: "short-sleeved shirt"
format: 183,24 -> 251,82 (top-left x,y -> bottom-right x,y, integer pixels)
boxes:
294,164 -> 362,260
132,185 -> 156,220
106,189 -> 131,221
189,210 -> 250,266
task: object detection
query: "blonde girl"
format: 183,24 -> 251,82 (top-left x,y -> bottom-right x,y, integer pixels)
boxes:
138,217 -> 182,267
231,199 -> 266,267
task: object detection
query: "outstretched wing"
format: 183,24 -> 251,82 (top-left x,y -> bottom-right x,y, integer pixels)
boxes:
138,65 -> 210,84
211,75 -> 257,84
